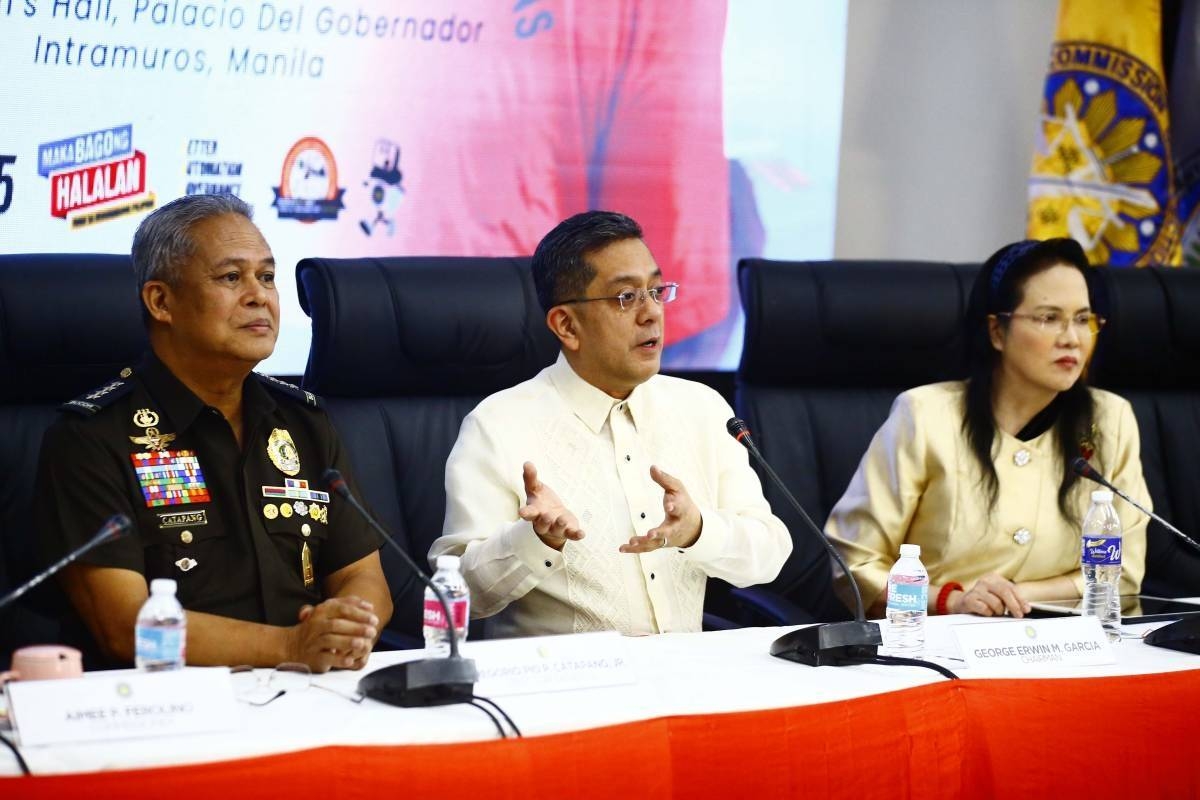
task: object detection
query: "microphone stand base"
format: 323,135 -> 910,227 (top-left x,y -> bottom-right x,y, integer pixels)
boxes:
770,620 -> 883,667
1143,616 -> 1200,655
358,656 -> 479,707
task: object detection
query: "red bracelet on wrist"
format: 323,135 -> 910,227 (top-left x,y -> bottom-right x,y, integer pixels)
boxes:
936,582 -> 964,615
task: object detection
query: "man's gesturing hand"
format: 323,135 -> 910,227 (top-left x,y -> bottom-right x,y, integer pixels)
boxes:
289,596 -> 379,672
621,465 -> 702,553
518,461 -> 584,550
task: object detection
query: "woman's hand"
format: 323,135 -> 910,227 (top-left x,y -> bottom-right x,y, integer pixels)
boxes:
945,573 -> 1032,617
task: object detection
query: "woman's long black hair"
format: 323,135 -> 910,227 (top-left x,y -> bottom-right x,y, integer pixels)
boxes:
963,238 -> 1099,521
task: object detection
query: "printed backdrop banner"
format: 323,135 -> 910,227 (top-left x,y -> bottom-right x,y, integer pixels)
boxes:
0,1 -> 848,373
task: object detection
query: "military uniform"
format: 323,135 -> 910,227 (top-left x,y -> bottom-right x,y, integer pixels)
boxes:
34,354 -> 382,666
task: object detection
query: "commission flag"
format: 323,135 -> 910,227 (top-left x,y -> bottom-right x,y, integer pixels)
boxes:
1027,0 -> 1180,266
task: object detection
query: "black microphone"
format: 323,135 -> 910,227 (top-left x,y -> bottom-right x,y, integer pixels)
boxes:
0,514 -> 131,611
1071,457 -> 1200,655
726,418 -> 883,666
322,469 -> 478,707
1071,457 -> 1200,554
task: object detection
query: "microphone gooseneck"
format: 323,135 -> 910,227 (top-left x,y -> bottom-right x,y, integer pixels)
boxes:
727,418 -> 891,670
323,470 -> 460,660
0,514 -> 132,611
726,418 -> 868,623
322,469 -> 479,707
1071,458 -> 1200,554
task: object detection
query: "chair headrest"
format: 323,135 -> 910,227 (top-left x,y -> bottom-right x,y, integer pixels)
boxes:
1091,266 -> 1200,390
297,256 -> 560,396
0,254 -> 146,403
737,259 -> 976,387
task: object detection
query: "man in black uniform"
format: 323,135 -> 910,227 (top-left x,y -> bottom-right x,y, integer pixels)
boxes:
34,194 -> 392,671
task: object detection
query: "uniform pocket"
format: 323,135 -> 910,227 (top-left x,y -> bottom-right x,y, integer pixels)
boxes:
263,508 -> 329,587
139,514 -> 230,593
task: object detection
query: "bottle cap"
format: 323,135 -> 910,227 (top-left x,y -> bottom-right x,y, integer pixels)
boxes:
150,578 -> 177,595
1091,490 -> 1114,504
899,543 -> 921,558
435,554 -> 461,571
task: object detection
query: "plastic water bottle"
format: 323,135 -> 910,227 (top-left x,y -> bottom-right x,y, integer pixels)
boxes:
886,543 -> 929,657
423,555 -> 470,654
135,578 -> 186,671
1081,489 -> 1123,642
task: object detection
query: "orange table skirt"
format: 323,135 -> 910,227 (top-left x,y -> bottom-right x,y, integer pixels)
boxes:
6,669 -> 1199,799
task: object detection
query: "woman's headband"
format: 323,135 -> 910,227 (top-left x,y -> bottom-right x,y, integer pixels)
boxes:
989,240 -> 1042,302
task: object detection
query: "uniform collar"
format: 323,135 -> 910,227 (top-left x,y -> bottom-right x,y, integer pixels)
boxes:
138,351 -> 276,435
548,352 -> 649,434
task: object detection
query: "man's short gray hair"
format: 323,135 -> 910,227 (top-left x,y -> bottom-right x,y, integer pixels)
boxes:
132,194 -> 254,291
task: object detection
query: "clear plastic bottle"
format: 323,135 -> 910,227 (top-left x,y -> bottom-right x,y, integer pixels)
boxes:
886,543 -> 929,657
1081,489 -> 1123,642
135,578 -> 187,671
423,555 -> 470,655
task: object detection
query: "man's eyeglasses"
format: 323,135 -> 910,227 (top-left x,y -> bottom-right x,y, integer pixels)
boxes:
993,311 -> 1107,338
231,663 -> 363,706
559,283 -> 679,312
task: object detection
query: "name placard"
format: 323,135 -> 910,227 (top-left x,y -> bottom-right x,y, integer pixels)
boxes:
6,667 -> 239,746
952,616 -> 1115,672
471,631 -> 635,697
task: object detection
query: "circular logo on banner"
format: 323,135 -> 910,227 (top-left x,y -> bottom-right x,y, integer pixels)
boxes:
272,137 -> 346,223
1028,42 -> 1178,266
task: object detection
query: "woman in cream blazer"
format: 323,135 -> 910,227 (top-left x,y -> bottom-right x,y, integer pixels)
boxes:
825,239 -> 1149,618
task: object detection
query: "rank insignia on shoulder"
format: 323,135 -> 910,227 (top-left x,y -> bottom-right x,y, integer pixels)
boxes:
254,373 -> 321,408
60,376 -> 135,417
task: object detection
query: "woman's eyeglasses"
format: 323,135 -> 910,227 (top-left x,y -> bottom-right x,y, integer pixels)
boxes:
994,311 -> 1107,338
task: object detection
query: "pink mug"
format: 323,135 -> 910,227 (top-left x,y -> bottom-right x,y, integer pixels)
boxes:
0,645 -> 83,684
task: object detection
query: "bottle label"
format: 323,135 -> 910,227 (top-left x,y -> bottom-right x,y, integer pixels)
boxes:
423,597 -> 468,629
1081,536 -> 1122,565
135,625 -> 184,663
887,582 -> 927,612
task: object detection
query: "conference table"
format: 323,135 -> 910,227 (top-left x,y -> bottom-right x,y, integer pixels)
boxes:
2,614 -> 1198,799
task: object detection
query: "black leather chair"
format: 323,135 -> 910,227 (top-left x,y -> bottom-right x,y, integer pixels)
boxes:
735,258 -> 1200,620
1091,267 -> 1200,597
0,254 -> 147,669
735,258 -> 979,621
296,256 -> 560,647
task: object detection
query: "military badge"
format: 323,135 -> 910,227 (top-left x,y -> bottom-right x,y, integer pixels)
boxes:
129,428 -> 177,452
280,503 -> 294,519
263,503 -> 279,520
133,409 -> 159,428
129,408 -> 176,452
175,558 -> 198,572
267,428 -> 301,476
